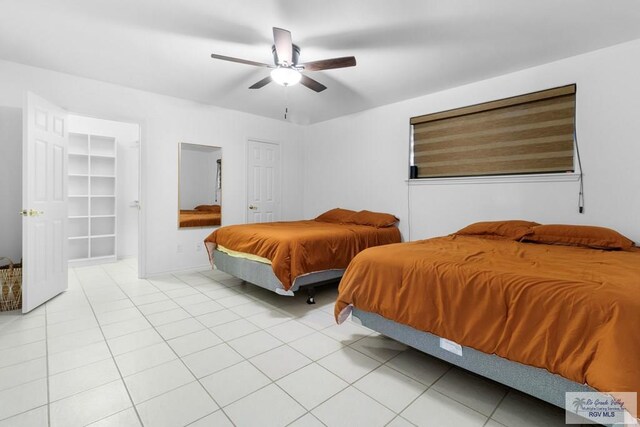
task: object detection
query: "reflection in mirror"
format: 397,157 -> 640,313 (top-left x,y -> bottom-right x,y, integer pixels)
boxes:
178,143 -> 222,228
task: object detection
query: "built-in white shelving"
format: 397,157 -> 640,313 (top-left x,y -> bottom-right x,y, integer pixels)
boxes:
68,132 -> 117,266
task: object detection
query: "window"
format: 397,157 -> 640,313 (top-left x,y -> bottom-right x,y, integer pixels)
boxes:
410,84 -> 576,179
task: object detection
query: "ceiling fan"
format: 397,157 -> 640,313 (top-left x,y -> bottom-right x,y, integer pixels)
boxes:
210,27 -> 356,92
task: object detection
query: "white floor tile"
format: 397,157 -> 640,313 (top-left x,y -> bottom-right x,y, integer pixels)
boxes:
249,345 -> 311,381
46,307 -> 94,325
145,307 -> 191,326
224,383 -> 306,427
114,342 -> 177,377
0,327 -> 45,351
0,378 -> 48,420
136,381 -> 218,427
210,318 -> 260,341
216,293 -> 256,308
0,340 -> 46,369
317,346 -> 381,383
188,410 -> 234,426
47,327 -> 104,355
129,293 -> 169,306
349,334 -> 407,363
265,320 -> 316,343
312,386 -> 396,427
246,309 -> 292,329
321,321 -> 372,345
287,413 -> 325,427
491,390 -> 567,427
229,300 -> 274,318
354,365 -> 427,413
227,330 -> 283,358
47,317 -> 98,338
101,317 -> 151,340
386,349 -> 451,386
0,357 -> 47,391
0,405 -> 48,427
136,299 -> 179,316
182,343 -> 244,378
431,368 -> 507,416
164,287 -> 201,299
277,363 -> 348,410
289,332 -> 344,361
173,293 -> 211,307
95,307 -> 145,326
386,416 -> 417,427
295,310 -> 336,330
167,329 -> 222,357
200,360 -> 271,407
49,380 -> 132,427
106,328 -> 163,356
87,408 -> 141,426
124,359 -> 194,403
49,358 -> 121,401
182,300 -> 225,317
196,309 -> 241,328
401,389 -> 487,427
91,299 -> 135,314
156,317 -> 205,340
48,341 -> 112,375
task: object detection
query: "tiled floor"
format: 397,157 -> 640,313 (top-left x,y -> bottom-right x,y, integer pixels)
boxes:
0,259 -> 572,427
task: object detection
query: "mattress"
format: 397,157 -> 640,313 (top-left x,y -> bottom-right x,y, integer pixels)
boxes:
335,235 -> 640,413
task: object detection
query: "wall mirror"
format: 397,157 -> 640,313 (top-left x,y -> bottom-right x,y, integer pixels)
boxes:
178,143 -> 222,228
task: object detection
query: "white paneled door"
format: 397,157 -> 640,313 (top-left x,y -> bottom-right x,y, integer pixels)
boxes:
22,93 -> 68,312
246,140 -> 280,223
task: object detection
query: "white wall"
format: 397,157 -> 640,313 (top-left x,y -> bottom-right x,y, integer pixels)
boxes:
0,59 -> 303,275
303,39 -> 640,244
179,145 -> 219,210
0,106 -> 22,262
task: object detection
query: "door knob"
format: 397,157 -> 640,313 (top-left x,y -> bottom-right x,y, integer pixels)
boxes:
20,209 -> 44,217
249,205 -> 257,210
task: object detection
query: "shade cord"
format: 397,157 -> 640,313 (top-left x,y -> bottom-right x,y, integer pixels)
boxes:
574,127 -> 585,214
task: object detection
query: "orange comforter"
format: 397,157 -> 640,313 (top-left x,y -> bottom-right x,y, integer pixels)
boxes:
335,236 -> 640,412
205,220 -> 401,290
179,210 -> 221,227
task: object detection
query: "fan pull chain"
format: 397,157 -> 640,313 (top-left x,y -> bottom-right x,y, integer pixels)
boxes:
284,86 -> 289,120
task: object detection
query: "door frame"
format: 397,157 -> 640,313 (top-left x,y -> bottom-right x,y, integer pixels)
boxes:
245,138 -> 282,224
69,112 -> 147,278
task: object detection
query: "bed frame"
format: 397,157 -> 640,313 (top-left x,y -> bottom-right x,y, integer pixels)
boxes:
352,308 -> 618,427
212,249 -> 343,303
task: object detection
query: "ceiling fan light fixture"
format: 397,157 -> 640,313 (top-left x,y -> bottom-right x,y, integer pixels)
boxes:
270,67 -> 301,86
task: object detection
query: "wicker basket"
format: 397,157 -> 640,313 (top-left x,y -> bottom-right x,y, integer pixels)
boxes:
0,257 -> 22,311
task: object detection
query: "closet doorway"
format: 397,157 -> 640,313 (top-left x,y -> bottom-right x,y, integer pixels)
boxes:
21,92 -> 143,312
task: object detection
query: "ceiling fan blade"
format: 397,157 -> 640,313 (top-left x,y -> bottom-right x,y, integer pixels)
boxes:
299,56 -> 356,71
300,74 -> 327,92
211,53 -> 273,68
249,76 -> 272,89
273,27 -> 293,65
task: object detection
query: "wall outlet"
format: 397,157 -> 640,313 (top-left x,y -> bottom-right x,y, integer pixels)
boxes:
177,244 -> 183,254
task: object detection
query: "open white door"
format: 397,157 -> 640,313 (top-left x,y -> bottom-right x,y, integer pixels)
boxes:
22,92 -> 68,312
246,140 -> 280,223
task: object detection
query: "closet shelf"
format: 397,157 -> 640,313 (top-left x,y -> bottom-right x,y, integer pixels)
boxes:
91,234 -> 116,239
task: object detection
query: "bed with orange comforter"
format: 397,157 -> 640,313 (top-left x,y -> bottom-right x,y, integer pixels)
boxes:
206,219 -> 401,292
204,209 -> 401,297
336,229 -> 640,417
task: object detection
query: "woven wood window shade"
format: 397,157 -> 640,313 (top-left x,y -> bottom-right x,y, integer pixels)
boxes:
410,85 -> 576,178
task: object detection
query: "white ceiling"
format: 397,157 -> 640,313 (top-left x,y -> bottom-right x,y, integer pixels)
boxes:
1,0 -> 640,124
